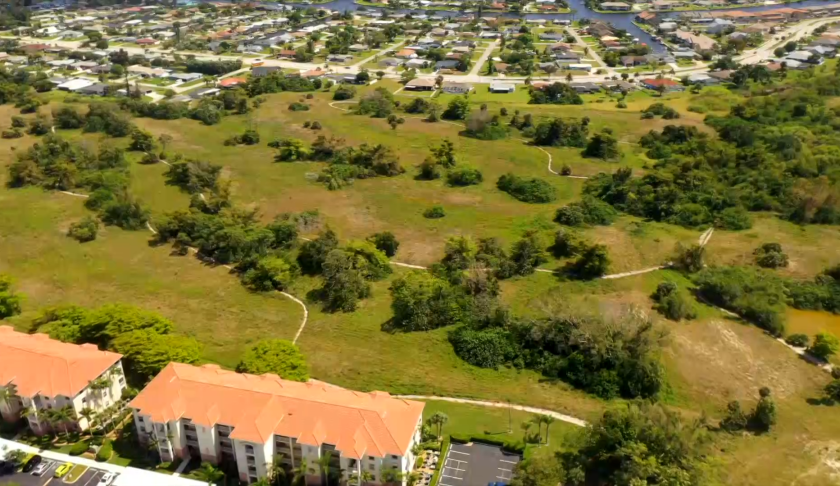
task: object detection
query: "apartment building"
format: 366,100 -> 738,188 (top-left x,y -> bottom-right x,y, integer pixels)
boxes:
130,363 -> 425,485
0,326 -> 126,434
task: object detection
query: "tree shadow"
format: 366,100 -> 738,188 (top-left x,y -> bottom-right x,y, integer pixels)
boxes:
806,397 -> 835,407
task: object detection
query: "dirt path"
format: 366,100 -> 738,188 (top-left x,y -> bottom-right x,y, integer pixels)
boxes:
396,395 -> 588,427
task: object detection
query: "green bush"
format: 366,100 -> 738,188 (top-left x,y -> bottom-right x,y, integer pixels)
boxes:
95,439 -> 112,462
446,166 -> 483,186
809,332 -> 840,360
67,216 -> 99,243
554,197 -> 617,227
424,205 -> 446,219
288,102 -> 310,111
69,440 -> 89,456
651,282 -> 697,321
785,333 -> 809,347
496,173 -> 556,203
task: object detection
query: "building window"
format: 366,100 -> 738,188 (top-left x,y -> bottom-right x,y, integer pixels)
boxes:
119,377 -> 126,386
249,476 -> 258,484
368,456 -> 375,461
245,444 -> 254,454
248,466 -> 257,474
368,464 -> 375,471
391,455 -> 399,460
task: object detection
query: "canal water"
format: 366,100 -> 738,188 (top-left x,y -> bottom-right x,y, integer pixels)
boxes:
199,0 -> 837,52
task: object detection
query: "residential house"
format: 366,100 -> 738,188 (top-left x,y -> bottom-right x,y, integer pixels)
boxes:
539,33 -> 566,42
169,72 -> 204,83
405,59 -> 428,69
130,363 -> 424,485
636,11 -> 658,25
0,326 -> 126,435
686,73 -> 718,85
658,22 -> 678,33
219,77 -> 247,88
600,2 -> 631,11
395,49 -> 418,59
57,78 -> 95,92
327,54 -> 353,63
435,60 -> 460,70
569,82 -> 600,93
251,66 -> 283,78
441,82 -> 473,94
136,38 -> 159,46
707,70 -> 733,81
672,30 -> 717,51
405,78 -> 436,90
489,82 -> 516,93
641,77 -> 683,91
786,50 -> 822,64
652,0 -> 684,10
128,65 -> 169,78
706,18 -> 735,35
78,83 -> 111,96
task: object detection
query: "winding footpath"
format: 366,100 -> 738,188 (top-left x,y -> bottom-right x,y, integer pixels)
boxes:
396,395 -> 588,427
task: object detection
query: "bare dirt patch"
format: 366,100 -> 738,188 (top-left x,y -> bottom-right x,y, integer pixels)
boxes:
668,319 -> 825,403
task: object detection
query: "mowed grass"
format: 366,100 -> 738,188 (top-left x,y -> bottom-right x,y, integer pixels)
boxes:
421,400 -> 581,449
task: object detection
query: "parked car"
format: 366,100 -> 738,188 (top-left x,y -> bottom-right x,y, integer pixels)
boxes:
55,462 -> 73,478
22,455 -> 41,473
32,462 -> 49,476
0,460 -> 15,475
99,472 -> 117,486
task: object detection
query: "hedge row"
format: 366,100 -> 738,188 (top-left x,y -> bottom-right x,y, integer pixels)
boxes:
448,434 -> 525,454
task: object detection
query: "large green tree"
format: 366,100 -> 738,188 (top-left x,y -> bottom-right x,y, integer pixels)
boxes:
236,339 -> 309,382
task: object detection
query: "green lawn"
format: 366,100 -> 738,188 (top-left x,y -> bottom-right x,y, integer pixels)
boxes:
422,400 -> 581,450
1,81 -> 840,485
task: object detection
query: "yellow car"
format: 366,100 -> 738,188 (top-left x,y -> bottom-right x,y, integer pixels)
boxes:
54,462 -> 73,478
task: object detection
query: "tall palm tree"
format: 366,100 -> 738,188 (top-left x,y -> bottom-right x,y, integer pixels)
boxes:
429,412 -> 449,439
267,457 -> 288,486
0,383 -> 18,406
78,408 -> 96,433
196,463 -> 224,486
317,451 -> 333,486
293,457 -> 310,486
520,421 -> 531,443
530,416 -> 543,444
350,469 -> 373,486
50,406 -> 76,442
542,415 -> 556,445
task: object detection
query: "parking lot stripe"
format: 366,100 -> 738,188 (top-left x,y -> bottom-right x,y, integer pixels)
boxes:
449,450 -> 470,456
498,468 -> 512,472
439,483 -> 459,486
83,471 -> 103,486
499,459 -> 518,464
441,474 -> 463,480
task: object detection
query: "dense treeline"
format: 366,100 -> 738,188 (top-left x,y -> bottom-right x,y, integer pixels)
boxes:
585,83 -> 840,228
7,134 -> 149,230
511,401 -> 711,486
184,59 -> 242,76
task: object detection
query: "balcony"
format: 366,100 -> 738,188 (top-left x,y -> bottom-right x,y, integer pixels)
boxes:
247,457 -> 256,466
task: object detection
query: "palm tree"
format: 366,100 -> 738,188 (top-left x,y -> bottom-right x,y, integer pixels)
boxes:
381,469 -> 405,486
520,421 -> 531,443
293,457 -> 310,486
542,415 -> 556,445
407,472 -> 421,486
78,408 -> 96,433
0,383 -> 18,407
197,463 -> 224,485
565,72 -> 573,84
530,416 -> 543,444
350,470 -> 373,486
317,451 -> 333,486
429,412 -> 449,439
50,406 -> 76,442
267,457 -> 288,486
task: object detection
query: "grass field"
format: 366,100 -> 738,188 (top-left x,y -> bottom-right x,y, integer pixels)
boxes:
2,84 -> 840,484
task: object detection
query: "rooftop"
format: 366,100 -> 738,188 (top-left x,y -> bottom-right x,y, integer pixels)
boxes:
130,363 -> 424,459
0,326 -> 122,398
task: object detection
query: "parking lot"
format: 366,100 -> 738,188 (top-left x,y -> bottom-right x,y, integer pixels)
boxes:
439,442 -> 521,486
1,458 -> 108,486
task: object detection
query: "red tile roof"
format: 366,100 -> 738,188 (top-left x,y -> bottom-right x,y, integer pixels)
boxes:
0,326 -> 122,398
218,77 -> 246,87
642,77 -> 680,87
130,363 -> 424,458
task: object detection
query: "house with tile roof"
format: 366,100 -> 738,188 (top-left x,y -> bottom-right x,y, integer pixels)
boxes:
130,363 -> 425,485
0,326 -> 126,435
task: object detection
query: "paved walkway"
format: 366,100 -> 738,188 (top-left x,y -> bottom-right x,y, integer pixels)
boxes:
396,395 -> 588,427
0,438 -> 205,486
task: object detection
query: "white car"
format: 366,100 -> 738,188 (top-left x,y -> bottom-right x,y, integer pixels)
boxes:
31,463 -> 49,476
99,472 -> 117,486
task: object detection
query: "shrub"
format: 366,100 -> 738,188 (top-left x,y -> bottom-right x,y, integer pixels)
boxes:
560,164 -> 572,176
651,281 -> 697,321
288,102 -> 310,111
551,229 -> 589,258
809,332 -> 840,360
368,231 -> 400,257
310,121 -> 322,130
446,166 -> 483,186
717,206 -> 752,230
554,197 -> 617,226
333,85 -> 356,100
496,173 -> 556,203
418,159 -> 442,180
1,128 -> 23,139
69,440 -> 89,456
567,244 -> 611,279
753,243 -> 788,269
424,206 -> 446,219
96,439 -> 113,462
785,333 -> 809,347
67,216 -> 99,243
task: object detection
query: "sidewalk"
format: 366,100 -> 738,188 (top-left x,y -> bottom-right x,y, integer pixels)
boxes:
0,438 -> 206,486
